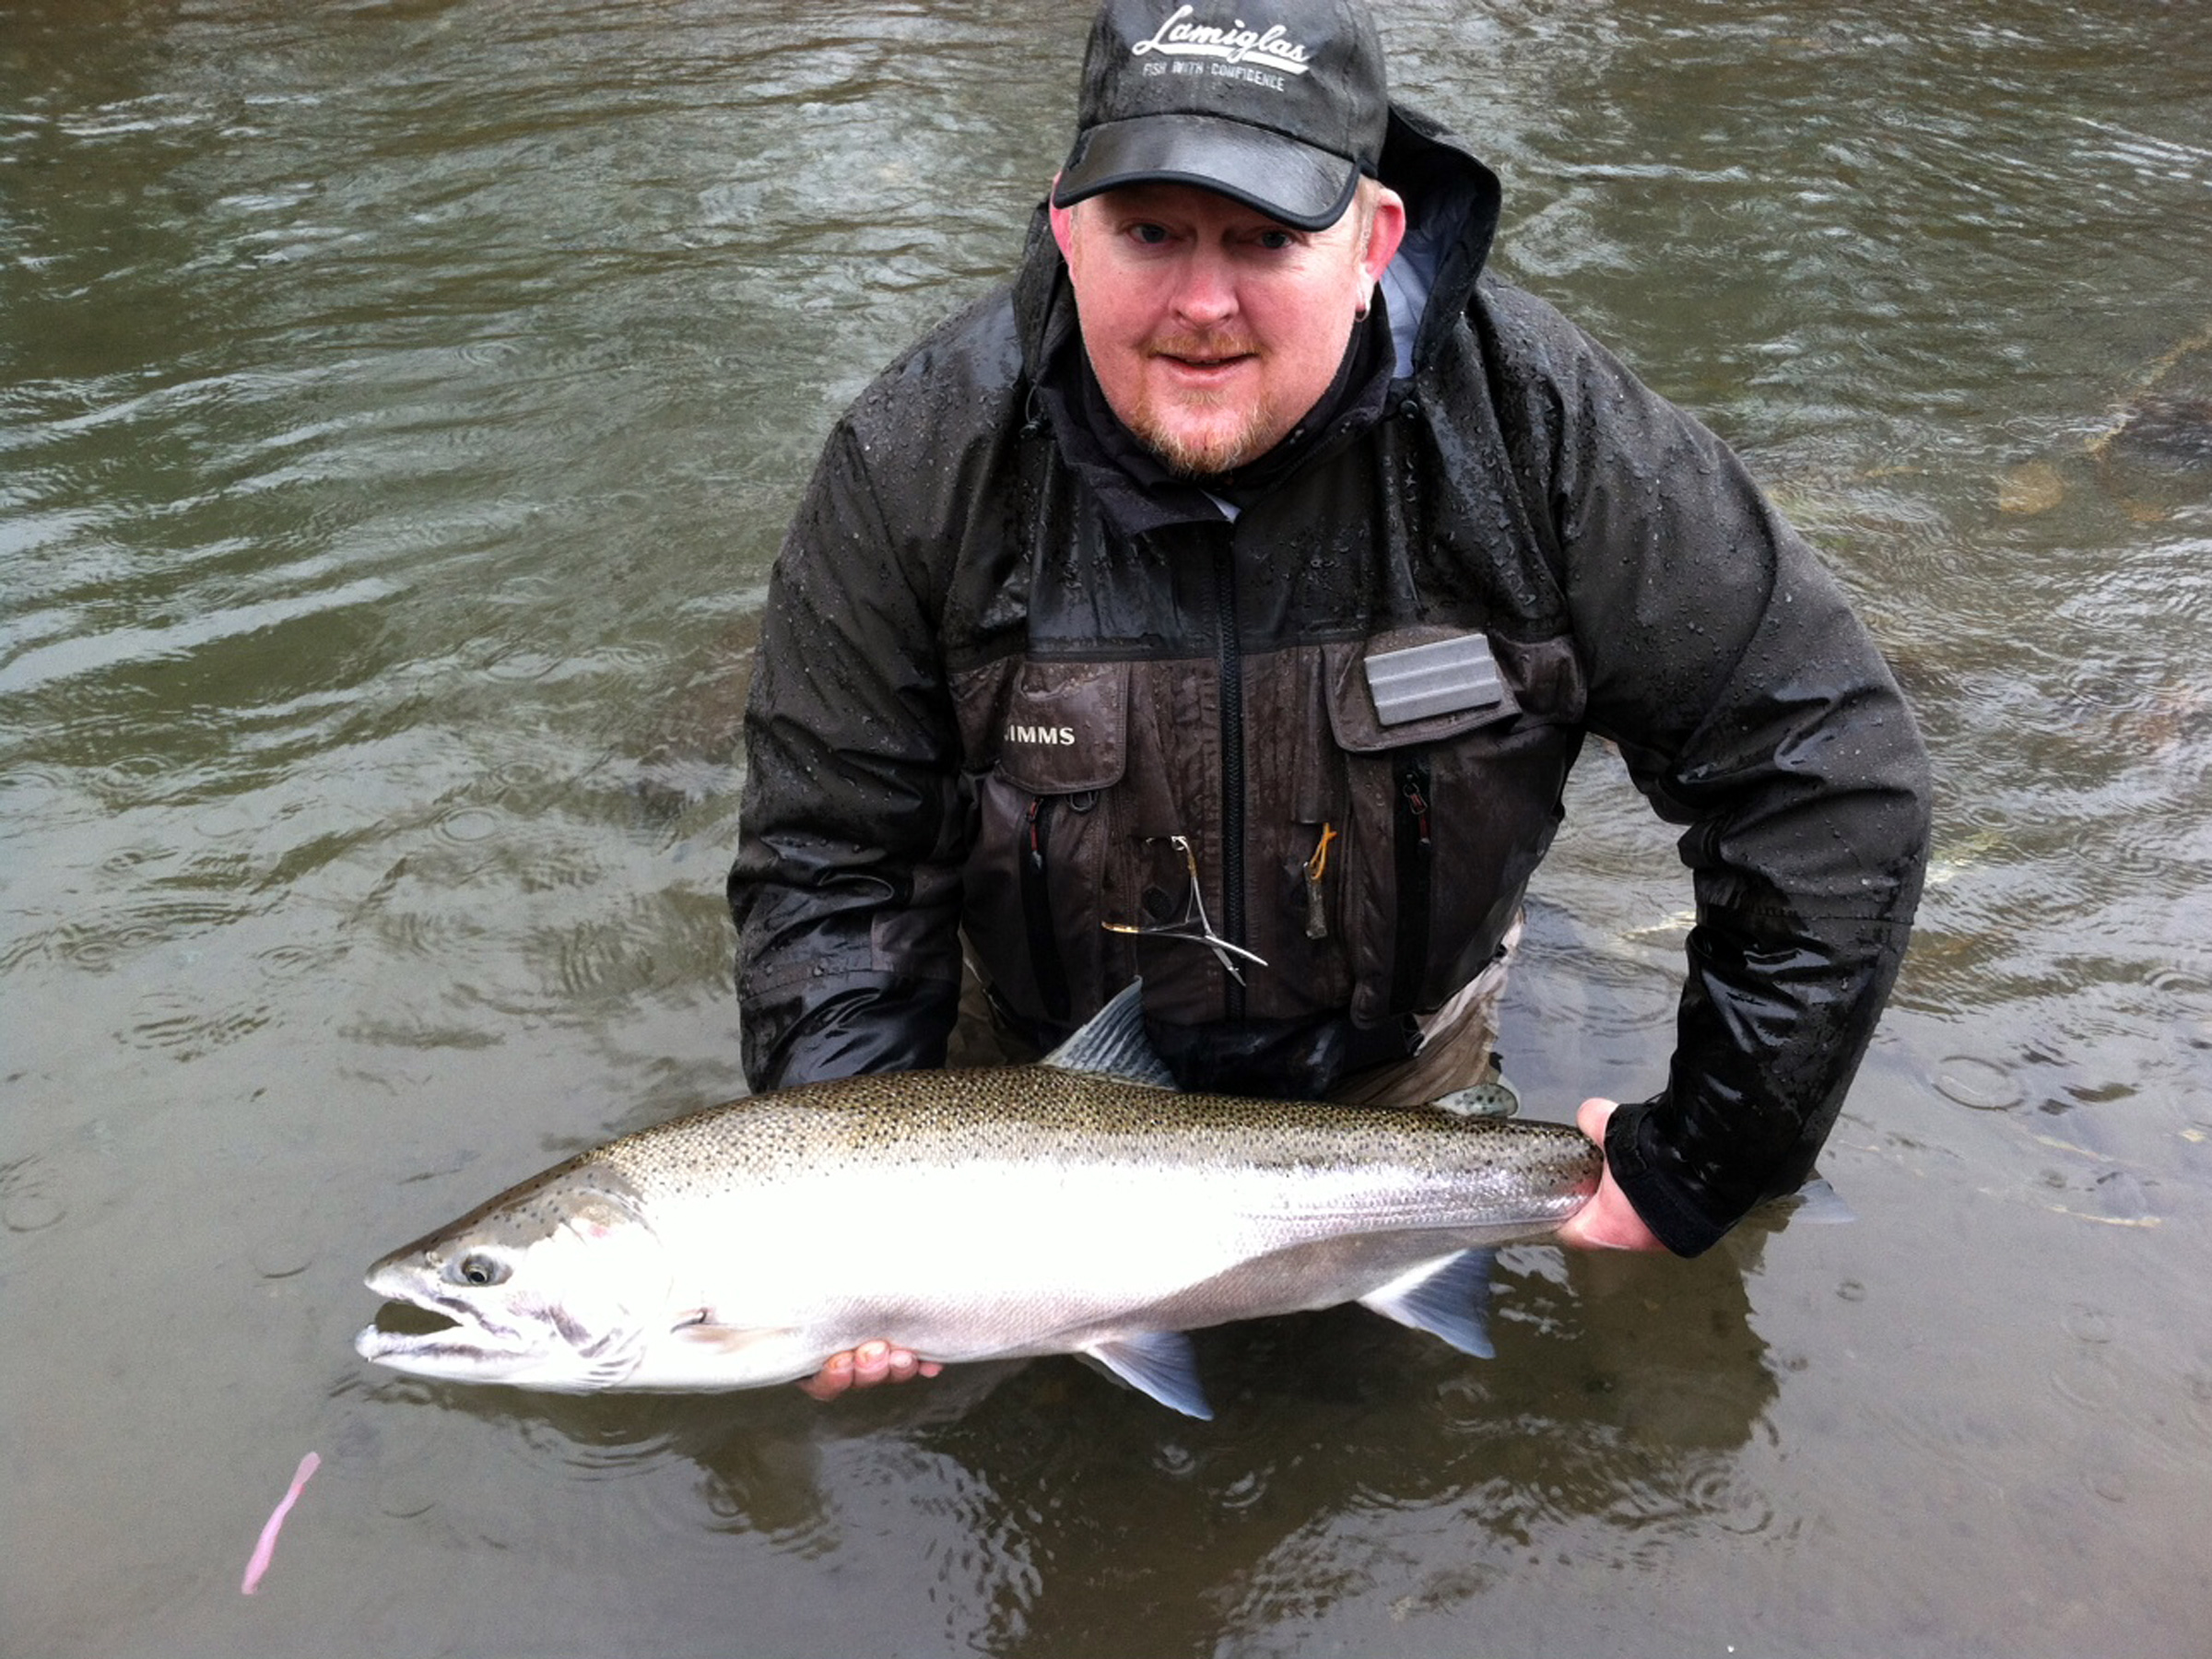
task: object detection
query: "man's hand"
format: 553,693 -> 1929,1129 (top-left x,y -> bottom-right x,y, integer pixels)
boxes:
1556,1097 -> 1668,1253
796,1339 -> 944,1401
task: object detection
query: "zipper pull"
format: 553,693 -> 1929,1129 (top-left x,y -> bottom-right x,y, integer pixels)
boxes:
1399,775 -> 1432,852
1302,822 -> 1337,940
1026,797 -> 1047,871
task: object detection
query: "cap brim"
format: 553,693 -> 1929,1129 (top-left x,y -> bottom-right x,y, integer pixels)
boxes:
1053,113 -> 1361,231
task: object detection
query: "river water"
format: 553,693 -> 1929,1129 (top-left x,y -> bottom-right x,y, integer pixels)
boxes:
3,1 -> 2207,1653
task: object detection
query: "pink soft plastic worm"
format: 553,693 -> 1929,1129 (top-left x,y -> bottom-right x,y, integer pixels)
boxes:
240,1452 -> 321,1595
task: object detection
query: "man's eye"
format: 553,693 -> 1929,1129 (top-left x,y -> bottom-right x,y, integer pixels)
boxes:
1254,229 -> 1297,252
1129,223 -> 1171,245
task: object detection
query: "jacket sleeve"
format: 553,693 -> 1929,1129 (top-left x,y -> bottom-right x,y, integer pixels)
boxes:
726,416 -> 968,1090
1510,294 -> 1934,1254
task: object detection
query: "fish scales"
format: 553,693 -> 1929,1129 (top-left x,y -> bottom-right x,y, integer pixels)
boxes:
594,1065 -> 1591,1188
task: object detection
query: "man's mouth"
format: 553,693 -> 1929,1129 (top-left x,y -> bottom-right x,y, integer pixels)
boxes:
1149,337 -> 1259,375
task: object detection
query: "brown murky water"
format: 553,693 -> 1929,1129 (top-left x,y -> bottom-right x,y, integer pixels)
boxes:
4,1 -> 2209,1653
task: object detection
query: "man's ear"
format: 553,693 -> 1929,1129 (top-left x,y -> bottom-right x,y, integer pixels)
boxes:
1048,173 -> 1077,261
1362,185 -> 1407,284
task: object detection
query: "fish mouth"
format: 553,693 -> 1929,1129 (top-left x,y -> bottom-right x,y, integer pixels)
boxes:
354,1271 -> 545,1377
364,1298 -> 466,1342
354,1300 -> 537,1373
355,1263 -> 647,1388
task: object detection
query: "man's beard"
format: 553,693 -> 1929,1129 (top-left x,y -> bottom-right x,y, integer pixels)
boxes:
1133,396 -> 1283,478
1128,335 -> 1286,479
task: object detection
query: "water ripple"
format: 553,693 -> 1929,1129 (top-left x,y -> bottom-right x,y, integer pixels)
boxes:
0,577 -> 400,697
1,1156 -> 67,1235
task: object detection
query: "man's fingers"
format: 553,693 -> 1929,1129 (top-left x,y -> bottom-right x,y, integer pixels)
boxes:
796,1350 -> 854,1401
884,1348 -> 935,1383
1558,1097 -> 1668,1253
797,1343 -> 944,1401
851,1340 -> 893,1386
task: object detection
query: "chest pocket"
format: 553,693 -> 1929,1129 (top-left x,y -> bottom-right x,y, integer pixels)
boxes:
1321,627 -> 1575,1024
962,660 -> 1129,1030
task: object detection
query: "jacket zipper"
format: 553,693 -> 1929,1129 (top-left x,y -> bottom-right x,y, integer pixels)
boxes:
1214,547 -> 1247,1022
1392,757 -> 1434,1014
1022,795 -> 1073,1024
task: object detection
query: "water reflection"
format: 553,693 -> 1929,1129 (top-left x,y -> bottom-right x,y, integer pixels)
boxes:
404,1240 -> 1779,1653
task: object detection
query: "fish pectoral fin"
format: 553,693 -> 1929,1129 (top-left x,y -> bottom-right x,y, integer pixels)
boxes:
1358,1249 -> 1498,1359
1080,1331 -> 1214,1420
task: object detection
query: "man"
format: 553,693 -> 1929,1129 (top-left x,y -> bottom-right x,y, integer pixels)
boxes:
728,0 -> 1932,1397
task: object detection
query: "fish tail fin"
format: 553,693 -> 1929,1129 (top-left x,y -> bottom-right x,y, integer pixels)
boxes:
1775,1171 -> 1855,1225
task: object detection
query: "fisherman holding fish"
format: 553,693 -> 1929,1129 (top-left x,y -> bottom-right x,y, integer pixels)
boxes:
728,0 -> 1931,1396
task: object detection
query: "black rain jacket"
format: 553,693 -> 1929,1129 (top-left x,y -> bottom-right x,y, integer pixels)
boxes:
727,104 -> 1932,1255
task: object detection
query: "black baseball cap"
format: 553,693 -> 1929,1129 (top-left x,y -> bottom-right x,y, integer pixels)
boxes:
1052,0 -> 1389,231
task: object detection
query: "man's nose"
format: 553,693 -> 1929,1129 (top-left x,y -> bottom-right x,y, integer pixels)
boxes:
1169,244 -> 1238,328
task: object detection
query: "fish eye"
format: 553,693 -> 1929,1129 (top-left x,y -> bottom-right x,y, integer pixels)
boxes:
449,1252 -> 510,1288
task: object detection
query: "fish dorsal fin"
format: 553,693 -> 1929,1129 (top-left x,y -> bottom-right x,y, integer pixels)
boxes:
1080,1330 -> 1214,1419
1358,1249 -> 1498,1359
1041,980 -> 1177,1090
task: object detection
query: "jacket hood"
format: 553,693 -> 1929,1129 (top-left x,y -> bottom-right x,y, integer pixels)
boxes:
1013,98 -> 1503,387
1372,102 -> 1502,376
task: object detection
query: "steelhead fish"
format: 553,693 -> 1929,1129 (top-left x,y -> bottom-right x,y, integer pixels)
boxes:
355,983 -> 1601,1418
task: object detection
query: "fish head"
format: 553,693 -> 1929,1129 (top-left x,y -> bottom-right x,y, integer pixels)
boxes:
355,1173 -> 674,1390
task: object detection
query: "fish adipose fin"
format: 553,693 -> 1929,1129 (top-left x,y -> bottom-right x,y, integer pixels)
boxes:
1042,980 -> 1178,1090
1358,1249 -> 1498,1359
1081,1330 -> 1214,1420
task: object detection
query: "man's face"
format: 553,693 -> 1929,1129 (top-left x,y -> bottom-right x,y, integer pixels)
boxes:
1050,180 -> 1405,478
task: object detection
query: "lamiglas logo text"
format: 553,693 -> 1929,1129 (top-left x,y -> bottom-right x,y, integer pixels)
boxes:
1131,6 -> 1313,76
